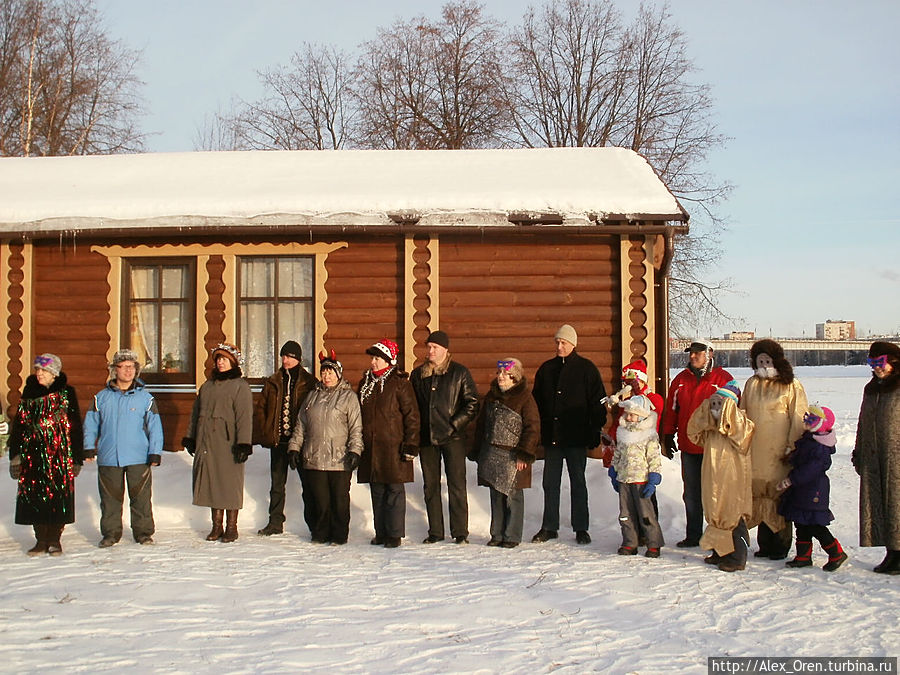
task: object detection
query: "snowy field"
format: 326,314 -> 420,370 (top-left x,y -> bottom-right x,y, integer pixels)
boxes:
0,366 -> 896,674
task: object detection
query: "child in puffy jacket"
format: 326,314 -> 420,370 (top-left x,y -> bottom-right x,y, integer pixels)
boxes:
777,404 -> 848,571
608,395 -> 664,558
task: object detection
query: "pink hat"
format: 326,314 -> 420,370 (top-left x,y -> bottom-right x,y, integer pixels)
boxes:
804,405 -> 835,433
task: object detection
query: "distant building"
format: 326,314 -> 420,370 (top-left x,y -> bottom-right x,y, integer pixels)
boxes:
816,320 -> 856,340
724,331 -> 755,340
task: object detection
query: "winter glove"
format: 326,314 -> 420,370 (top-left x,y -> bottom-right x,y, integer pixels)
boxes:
608,466 -> 620,493
148,454 -> 161,467
9,455 -> 21,480
83,448 -> 97,460
232,444 -> 252,464
182,437 -> 195,456
72,463 -> 83,478
662,434 -> 678,459
288,450 -> 300,470
640,472 -> 662,498
347,453 -> 360,471
776,477 -> 792,492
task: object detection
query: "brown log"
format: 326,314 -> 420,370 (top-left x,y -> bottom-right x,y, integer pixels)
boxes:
439,290 -> 615,308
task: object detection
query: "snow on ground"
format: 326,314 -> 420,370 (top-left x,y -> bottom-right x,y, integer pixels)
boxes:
0,366 -> 896,674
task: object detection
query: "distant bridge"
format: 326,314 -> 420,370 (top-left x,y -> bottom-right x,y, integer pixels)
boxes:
669,338 -> 895,369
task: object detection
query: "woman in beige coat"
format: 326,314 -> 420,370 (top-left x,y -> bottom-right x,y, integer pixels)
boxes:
740,339 -> 807,560
183,343 -> 253,543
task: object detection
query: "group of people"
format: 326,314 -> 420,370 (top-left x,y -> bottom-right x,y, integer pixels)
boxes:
4,328 -> 898,577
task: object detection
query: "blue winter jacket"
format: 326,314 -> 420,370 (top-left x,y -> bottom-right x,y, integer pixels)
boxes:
778,429 -> 836,526
83,379 -> 164,466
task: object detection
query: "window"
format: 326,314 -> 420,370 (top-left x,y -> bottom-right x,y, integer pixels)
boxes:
123,259 -> 195,384
239,256 -> 314,379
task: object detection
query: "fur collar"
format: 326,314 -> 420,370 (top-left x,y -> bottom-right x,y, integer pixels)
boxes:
22,372 -> 69,400
211,367 -> 242,381
864,370 -> 900,395
616,411 -> 658,445
419,352 -> 452,377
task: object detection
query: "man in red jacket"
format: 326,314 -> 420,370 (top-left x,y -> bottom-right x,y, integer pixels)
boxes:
662,340 -> 733,547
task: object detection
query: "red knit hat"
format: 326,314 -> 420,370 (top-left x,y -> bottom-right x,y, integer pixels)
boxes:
622,360 -> 648,384
366,339 -> 399,366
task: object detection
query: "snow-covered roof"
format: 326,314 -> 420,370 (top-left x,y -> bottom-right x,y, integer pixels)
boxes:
0,147 -> 687,235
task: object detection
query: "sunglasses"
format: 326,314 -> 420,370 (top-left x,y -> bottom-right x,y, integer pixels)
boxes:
497,360 -> 515,372
867,355 -> 889,369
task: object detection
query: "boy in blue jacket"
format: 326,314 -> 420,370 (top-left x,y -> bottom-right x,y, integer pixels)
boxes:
84,350 -> 164,547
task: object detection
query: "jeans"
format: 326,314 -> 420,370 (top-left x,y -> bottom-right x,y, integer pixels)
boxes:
419,439 -> 469,539
681,452 -> 704,543
98,464 -> 154,541
540,445 -> 588,532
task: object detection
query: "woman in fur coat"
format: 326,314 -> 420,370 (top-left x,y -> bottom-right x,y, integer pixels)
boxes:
8,354 -> 84,556
740,339 -> 808,560
471,358 -> 540,548
184,343 -> 254,543
357,339 -> 420,548
853,341 -> 900,574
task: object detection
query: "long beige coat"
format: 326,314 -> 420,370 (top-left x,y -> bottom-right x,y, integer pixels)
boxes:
688,396 -> 754,556
189,374 -> 254,510
740,377 -> 807,531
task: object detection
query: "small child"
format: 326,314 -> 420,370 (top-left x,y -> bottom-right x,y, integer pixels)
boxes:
687,381 -> 755,572
608,395 -> 664,558
778,404 -> 848,571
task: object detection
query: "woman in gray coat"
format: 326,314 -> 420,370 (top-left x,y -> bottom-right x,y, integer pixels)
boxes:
288,350 -> 362,544
183,343 -> 253,543
853,341 -> 900,574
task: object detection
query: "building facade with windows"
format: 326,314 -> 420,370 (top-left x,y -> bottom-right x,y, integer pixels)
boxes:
0,148 -> 687,449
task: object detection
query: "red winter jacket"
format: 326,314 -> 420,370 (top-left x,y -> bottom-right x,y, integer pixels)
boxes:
662,366 -> 733,454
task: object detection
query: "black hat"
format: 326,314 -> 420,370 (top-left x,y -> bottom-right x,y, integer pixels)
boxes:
426,330 -> 450,349
280,340 -> 302,360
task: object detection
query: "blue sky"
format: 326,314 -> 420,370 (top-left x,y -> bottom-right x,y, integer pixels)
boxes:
98,0 -> 900,338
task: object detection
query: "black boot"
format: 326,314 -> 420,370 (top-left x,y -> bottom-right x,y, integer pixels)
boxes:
47,525 -> 64,556
822,539 -> 848,572
876,550 -> 900,575
206,509 -> 224,541
785,540 -> 813,568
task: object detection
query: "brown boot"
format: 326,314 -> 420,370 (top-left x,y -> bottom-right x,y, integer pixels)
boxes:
27,525 -> 49,556
47,525 -> 64,556
206,509 -> 224,541
221,510 -> 239,543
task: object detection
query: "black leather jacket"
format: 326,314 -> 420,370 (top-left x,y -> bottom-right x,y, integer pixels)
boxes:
410,360 -> 479,446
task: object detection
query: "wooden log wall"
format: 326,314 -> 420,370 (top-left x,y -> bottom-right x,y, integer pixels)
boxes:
436,234 -> 621,394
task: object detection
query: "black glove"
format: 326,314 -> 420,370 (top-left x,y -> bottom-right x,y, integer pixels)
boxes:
662,434 -> 678,459
288,450 -> 300,470
148,454 -> 161,467
182,437 -> 196,456
232,444 -> 252,464
347,453 -> 360,470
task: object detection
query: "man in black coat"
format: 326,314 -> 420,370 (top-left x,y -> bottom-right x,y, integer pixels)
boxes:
410,330 -> 479,544
531,324 -> 607,545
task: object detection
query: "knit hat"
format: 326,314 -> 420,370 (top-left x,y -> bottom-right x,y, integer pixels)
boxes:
319,349 -> 343,378
684,338 -> 713,353
366,339 -> 399,366
555,324 -> 578,346
804,404 -> 835,433
425,330 -> 449,349
620,394 -> 652,418
496,357 -> 525,383
33,353 -> 62,378
280,340 -> 302,361
211,343 -> 243,370
622,360 -> 648,384
714,380 -> 741,404
110,348 -> 141,376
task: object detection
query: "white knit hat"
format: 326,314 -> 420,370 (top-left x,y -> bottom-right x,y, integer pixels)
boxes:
555,324 -> 578,346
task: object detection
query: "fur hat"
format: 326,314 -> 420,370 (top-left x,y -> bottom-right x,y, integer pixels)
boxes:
110,349 -> 141,377
555,324 -> 578,346
319,349 -> 343,379
750,339 -> 794,384
868,341 -> 900,369
366,339 -> 399,366
33,353 -> 62,378
714,380 -> 741,404
620,394 -> 652,418
426,330 -> 450,349
622,360 -> 649,384
804,404 -> 835,433
280,340 -> 302,361
496,357 -> 525,383
211,343 -> 243,371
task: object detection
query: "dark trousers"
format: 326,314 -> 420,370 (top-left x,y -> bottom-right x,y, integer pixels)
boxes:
757,520 -> 793,556
420,439 -> 469,539
541,445 -> 588,532
489,487 -> 525,544
617,483 -> 664,549
720,518 -> 750,567
304,469 -> 352,543
370,482 -> 406,539
795,523 -> 836,548
265,443 -> 304,529
98,464 -> 154,541
681,452 -> 704,543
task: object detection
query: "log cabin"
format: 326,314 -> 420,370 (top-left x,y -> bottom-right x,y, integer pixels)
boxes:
0,147 -> 688,450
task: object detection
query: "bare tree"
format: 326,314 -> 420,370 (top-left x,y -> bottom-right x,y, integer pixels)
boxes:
354,1 -> 508,149
0,0 -> 145,157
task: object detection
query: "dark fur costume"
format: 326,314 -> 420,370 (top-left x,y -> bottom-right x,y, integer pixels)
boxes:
750,339 -> 794,385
